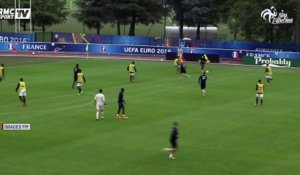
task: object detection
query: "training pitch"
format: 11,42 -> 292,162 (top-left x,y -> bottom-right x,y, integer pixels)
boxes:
0,56 -> 300,175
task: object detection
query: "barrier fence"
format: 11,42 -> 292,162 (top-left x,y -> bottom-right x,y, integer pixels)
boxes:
1,32 -> 300,52
0,42 -> 300,67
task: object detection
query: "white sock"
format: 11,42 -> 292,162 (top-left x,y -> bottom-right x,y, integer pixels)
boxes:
96,112 -> 99,119
101,111 -> 104,118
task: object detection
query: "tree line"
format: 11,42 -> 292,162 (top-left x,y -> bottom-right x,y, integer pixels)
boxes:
0,0 -> 298,43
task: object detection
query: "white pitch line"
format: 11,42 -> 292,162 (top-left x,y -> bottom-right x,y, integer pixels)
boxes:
1,100 -> 93,116
0,94 -> 74,108
1,91 -> 96,115
163,148 -> 174,151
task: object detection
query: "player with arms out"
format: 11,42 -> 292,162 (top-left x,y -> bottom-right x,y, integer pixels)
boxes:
265,64 -> 273,84
94,89 -> 106,120
127,61 -> 137,83
255,79 -> 264,106
116,88 -> 127,119
76,69 -> 86,95
72,64 -> 80,89
198,72 -> 208,96
15,78 -> 27,107
0,64 -> 5,82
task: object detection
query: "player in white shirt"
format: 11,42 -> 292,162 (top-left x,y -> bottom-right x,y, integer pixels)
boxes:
94,89 -> 106,120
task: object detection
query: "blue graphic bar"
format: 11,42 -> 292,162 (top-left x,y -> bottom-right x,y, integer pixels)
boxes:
0,42 -> 299,60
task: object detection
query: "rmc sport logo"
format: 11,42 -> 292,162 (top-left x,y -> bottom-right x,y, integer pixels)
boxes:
0,8 -> 31,20
261,6 -> 293,24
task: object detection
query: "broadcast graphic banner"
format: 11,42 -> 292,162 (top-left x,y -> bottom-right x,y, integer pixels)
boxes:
242,56 -> 300,67
0,42 -> 300,62
51,32 -> 300,52
0,32 -> 35,42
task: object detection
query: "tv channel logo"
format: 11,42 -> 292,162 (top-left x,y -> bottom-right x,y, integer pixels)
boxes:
0,8 -> 31,20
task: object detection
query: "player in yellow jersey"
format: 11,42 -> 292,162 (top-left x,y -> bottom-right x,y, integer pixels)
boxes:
127,61 -> 137,83
76,69 -> 86,95
265,64 -> 273,84
255,79 -> 264,106
173,57 -> 180,74
15,78 -> 27,106
199,54 -> 209,73
0,64 -> 4,82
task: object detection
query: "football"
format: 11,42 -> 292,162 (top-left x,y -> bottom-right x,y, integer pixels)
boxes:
206,70 -> 209,73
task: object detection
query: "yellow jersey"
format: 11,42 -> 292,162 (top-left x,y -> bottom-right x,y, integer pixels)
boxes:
266,67 -> 272,76
77,73 -> 84,83
173,58 -> 179,66
256,83 -> 264,94
128,64 -> 136,73
19,81 -> 26,91
204,54 -> 210,63
204,54 -> 208,61
0,66 -> 3,77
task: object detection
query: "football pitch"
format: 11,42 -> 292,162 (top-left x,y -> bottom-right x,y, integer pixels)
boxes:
1,56 -> 300,175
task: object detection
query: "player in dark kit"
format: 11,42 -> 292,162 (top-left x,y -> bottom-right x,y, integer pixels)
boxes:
198,72 -> 208,96
72,64 -> 80,88
116,88 -> 127,119
169,122 -> 179,160
179,63 -> 190,78
199,55 -> 206,73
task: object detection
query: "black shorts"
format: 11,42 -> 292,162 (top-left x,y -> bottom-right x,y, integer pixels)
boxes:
201,84 -> 206,89
118,102 -> 124,108
201,64 -> 205,69
180,68 -> 186,74
170,139 -> 177,149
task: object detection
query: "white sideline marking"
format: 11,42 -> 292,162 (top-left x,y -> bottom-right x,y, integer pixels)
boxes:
1,91 -> 95,115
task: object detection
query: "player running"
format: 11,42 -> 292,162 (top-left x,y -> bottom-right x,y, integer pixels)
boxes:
127,61 -> 137,83
116,88 -> 127,119
179,63 -> 191,78
94,89 -> 106,120
198,72 -> 208,96
199,54 -> 209,73
76,69 -> 86,95
15,78 -> 27,107
265,64 -> 273,84
255,79 -> 264,106
173,57 -> 180,74
72,64 -> 80,89
168,122 -> 179,160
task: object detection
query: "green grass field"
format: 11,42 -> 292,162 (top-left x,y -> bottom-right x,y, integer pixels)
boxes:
1,57 -> 300,175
